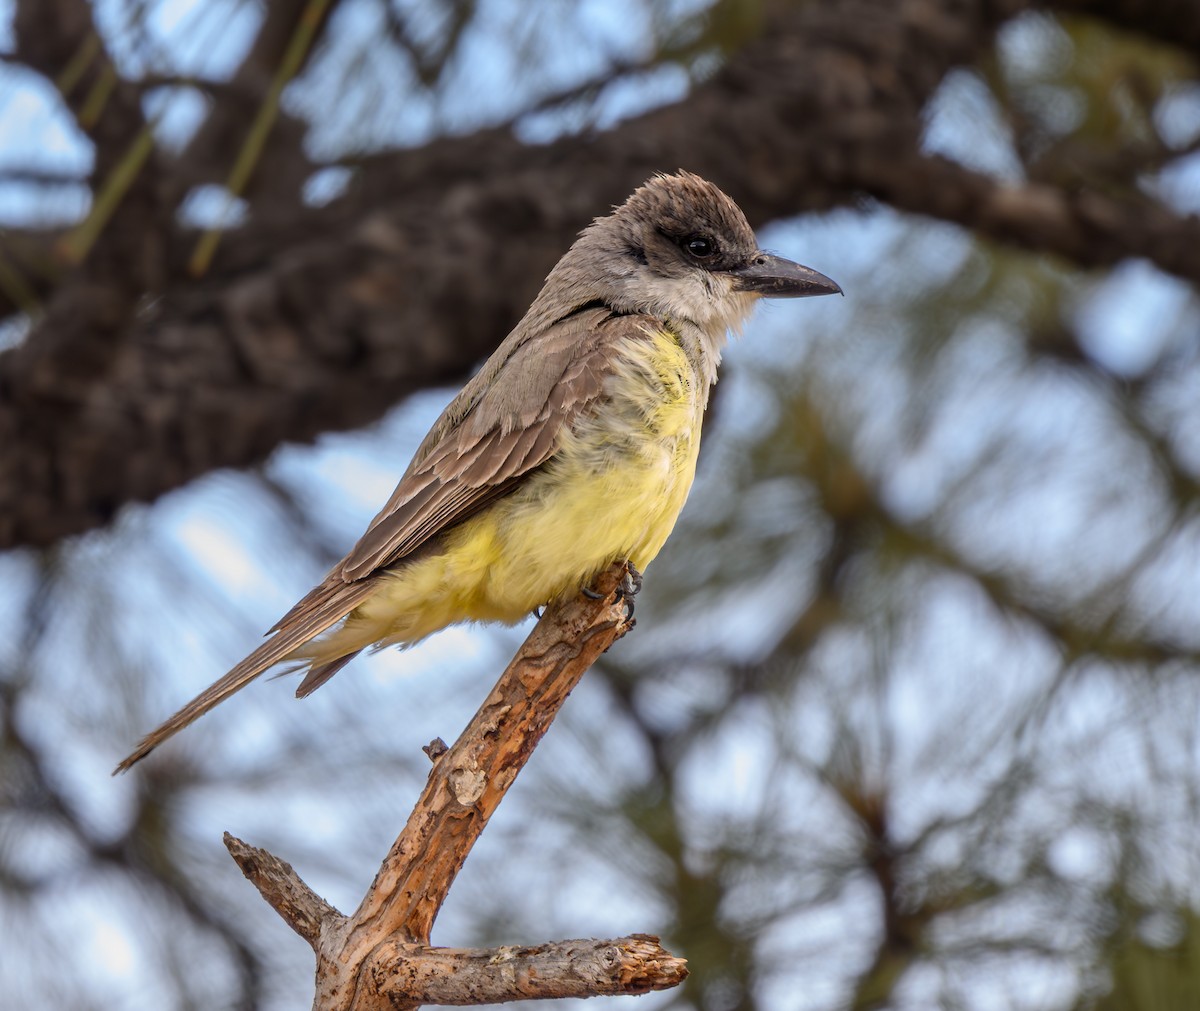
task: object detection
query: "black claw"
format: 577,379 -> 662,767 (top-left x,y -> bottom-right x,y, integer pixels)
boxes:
621,562 -> 643,599
533,606 -> 544,619
583,562 -> 642,611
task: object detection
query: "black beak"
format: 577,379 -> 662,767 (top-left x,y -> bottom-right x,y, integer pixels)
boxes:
728,253 -> 842,298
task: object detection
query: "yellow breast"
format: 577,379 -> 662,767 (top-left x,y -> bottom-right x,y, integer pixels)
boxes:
319,325 -> 710,658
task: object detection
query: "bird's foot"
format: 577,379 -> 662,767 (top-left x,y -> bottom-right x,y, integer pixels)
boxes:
620,562 -> 643,600
582,561 -> 642,621
611,561 -> 643,620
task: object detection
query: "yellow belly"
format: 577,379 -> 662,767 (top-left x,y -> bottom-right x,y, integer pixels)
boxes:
306,327 -> 706,662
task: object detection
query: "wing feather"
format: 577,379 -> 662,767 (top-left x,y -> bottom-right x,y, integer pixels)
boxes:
338,308 -> 648,581
116,308 -> 657,770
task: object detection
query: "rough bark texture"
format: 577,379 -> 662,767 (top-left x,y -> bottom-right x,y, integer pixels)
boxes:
5,0 -> 1198,550
223,833 -> 335,945
224,564 -> 670,1008
369,936 -> 688,1005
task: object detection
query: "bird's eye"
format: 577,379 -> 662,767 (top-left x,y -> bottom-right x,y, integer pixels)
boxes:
685,235 -> 715,258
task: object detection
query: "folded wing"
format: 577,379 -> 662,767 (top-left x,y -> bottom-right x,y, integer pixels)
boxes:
117,307 -> 650,770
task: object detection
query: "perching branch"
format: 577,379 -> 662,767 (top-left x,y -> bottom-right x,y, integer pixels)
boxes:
224,563 -> 683,1009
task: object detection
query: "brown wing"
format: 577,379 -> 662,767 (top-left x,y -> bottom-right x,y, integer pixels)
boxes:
116,307 -> 651,771
335,307 -> 647,581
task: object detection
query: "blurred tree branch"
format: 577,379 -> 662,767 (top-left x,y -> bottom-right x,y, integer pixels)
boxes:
0,558 -> 269,1006
174,0 -> 335,206
857,153 -> 1200,280
4,0 -> 1200,550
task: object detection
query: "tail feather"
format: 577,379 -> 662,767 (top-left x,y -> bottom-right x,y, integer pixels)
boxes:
115,578 -> 376,773
295,650 -> 362,698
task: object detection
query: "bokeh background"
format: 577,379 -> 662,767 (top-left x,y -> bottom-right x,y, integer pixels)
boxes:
3,1 -> 1200,1008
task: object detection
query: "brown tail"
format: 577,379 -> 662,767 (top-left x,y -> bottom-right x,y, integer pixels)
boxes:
295,650 -> 362,697
115,578 -> 376,773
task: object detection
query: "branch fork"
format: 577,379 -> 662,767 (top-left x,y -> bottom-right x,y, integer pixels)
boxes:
224,562 -> 686,1008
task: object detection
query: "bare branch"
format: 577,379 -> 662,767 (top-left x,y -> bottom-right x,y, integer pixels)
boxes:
345,569 -> 630,944
369,936 -> 687,1005
224,832 -> 339,945
222,564 -> 668,1008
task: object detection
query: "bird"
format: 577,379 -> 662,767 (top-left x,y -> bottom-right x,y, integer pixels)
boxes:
116,171 -> 840,771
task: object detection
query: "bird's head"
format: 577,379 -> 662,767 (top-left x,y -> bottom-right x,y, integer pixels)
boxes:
574,170 -> 841,335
